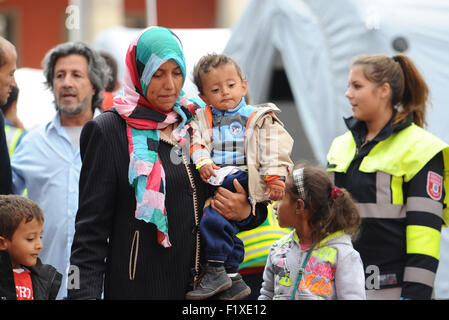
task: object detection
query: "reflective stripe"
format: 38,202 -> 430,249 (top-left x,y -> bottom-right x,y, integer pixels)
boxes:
238,203 -> 290,269
238,229 -> 291,244
391,175 -> 404,205
403,266 -> 436,288
358,203 -> 406,219
356,172 -> 405,219
240,240 -> 279,268
376,171 -> 391,203
244,240 -> 276,260
406,225 -> 441,260
406,197 -> 443,219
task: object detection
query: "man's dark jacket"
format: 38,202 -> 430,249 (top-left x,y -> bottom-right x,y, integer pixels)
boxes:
0,111 -> 12,194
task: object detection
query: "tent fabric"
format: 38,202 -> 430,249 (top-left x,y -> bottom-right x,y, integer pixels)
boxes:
223,0 -> 449,163
223,0 -> 381,163
223,0 -> 449,299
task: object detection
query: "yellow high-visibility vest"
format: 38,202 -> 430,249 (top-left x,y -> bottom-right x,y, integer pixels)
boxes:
4,125 -> 24,156
237,203 -> 290,269
327,123 -> 449,226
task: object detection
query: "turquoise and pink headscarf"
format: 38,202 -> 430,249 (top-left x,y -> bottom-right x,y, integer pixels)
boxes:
114,26 -> 197,247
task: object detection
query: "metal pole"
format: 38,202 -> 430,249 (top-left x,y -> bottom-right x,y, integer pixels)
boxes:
146,0 -> 158,26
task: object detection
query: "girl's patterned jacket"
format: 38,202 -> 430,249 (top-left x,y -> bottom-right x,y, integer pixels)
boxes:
259,230 -> 366,300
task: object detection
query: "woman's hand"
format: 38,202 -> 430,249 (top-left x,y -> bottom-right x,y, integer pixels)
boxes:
210,178 -> 251,222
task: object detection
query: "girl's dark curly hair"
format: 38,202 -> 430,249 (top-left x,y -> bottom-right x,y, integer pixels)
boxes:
287,164 -> 361,244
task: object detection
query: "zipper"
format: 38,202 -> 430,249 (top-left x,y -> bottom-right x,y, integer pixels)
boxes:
356,140 -> 369,154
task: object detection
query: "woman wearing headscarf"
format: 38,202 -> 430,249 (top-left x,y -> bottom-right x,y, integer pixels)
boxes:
68,27 -> 267,300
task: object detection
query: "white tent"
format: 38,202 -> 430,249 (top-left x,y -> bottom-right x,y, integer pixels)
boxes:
223,0 -> 449,299
224,0 -> 449,163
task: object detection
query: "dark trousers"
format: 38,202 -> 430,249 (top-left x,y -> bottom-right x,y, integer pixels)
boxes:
200,170 -> 248,271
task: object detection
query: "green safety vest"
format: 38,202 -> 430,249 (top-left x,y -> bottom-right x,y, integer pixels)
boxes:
237,203 -> 290,269
327,123 -> 449,227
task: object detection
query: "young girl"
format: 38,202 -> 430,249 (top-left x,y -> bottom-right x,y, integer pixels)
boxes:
259,165 -> 366,300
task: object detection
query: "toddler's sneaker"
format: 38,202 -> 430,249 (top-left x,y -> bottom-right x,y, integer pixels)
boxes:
216,274 -> 251,300
186,265 -> 232,300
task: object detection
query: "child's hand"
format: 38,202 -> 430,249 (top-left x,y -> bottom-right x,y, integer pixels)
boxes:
199,162 -> 220,183
265,184 -> 285,201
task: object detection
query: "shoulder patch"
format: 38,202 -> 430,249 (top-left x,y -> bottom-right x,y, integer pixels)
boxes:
427,171 -> 443,201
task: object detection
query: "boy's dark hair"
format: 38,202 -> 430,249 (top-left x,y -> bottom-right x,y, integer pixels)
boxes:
192,53 -> 246,95
286,164 -> 361,244
0,195 -> 44,240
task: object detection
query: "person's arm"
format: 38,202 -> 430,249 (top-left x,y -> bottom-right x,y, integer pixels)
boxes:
401,152 -> 445,299
258,250 -> 275,300
68,117 -> 118,300
210,178 -> 268,231
334,250 -> 366,299
189,113 -> 212,167
257,112 -> 293,177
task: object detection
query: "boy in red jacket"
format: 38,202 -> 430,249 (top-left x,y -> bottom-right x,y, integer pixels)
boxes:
0,195 -> 61,300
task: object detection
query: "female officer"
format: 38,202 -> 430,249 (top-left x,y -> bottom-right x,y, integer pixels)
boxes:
327,53 -> 449,300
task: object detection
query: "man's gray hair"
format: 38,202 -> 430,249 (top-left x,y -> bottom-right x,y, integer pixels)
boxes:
42,41 -> 112,111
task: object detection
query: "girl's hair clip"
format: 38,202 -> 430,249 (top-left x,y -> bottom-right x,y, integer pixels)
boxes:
330,186 -> 343,201
293,167 -> 306,199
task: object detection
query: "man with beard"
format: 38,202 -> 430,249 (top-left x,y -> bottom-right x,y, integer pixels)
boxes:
10,42 -> 110,299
